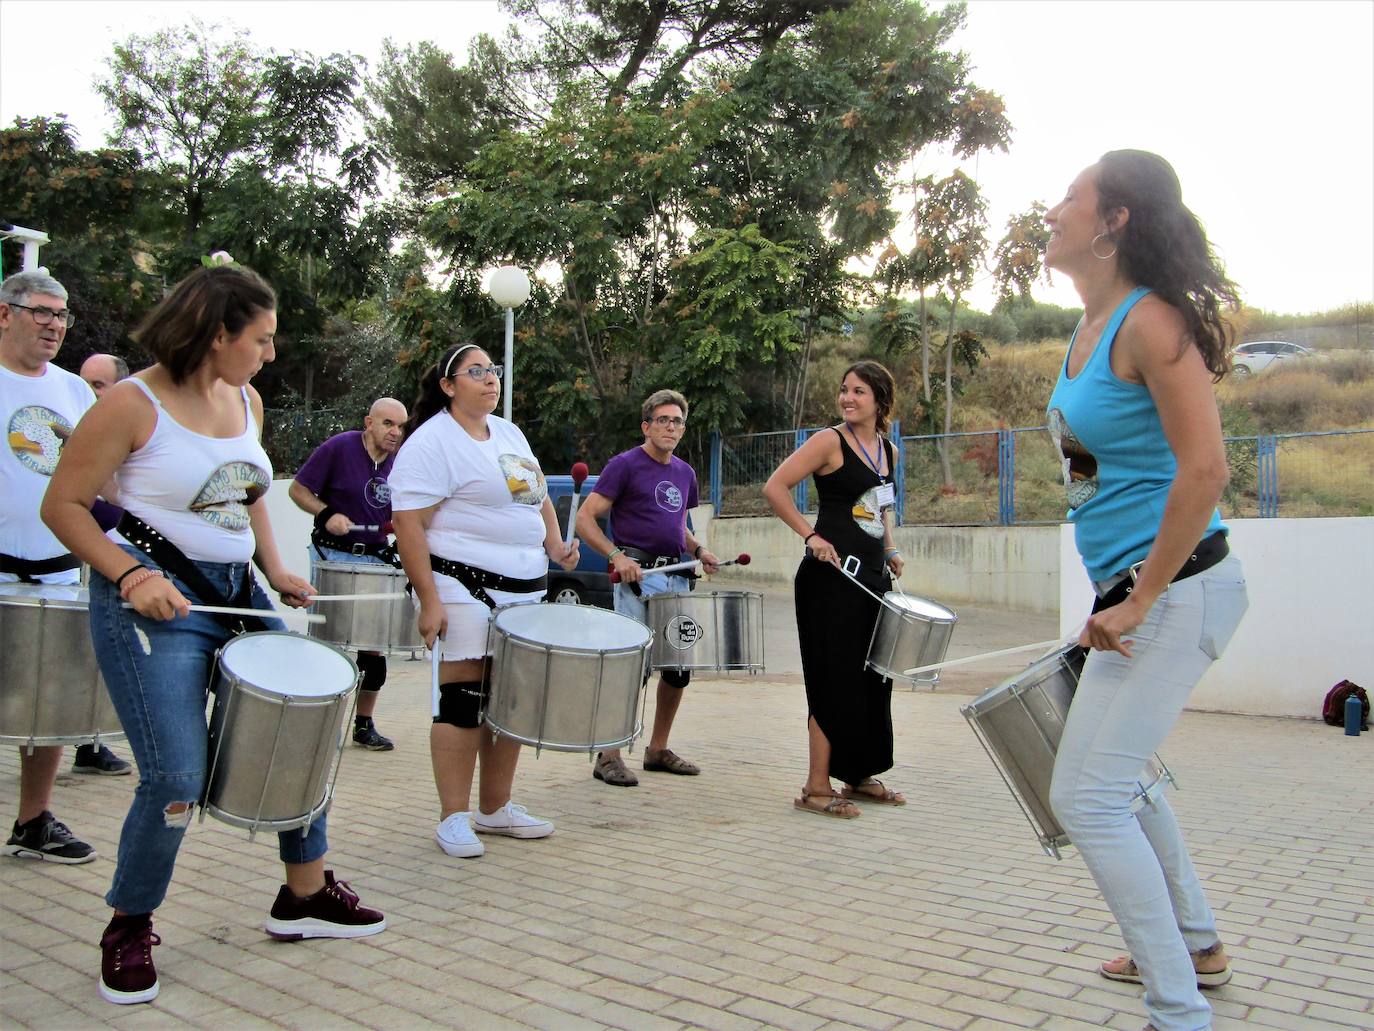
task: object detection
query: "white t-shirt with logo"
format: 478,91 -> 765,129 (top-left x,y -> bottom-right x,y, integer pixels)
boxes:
390,411 -> 549,605
1,362 -> 95,576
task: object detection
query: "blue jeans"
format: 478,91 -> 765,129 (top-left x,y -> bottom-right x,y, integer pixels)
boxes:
612,571 -> 691,622
1050,555 -> 1248,1031
89,546 -> 328,915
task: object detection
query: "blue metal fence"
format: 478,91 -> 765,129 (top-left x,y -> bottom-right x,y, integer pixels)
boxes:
713,426 -> 1373,524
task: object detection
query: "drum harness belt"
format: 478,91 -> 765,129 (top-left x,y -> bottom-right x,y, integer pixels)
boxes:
310,526 -> 400,567
429,554 -> 547,611
1092,530 -> 1229,611
116,512 -> 271,635
0,552 -> 82,582
616,545 -> 694,597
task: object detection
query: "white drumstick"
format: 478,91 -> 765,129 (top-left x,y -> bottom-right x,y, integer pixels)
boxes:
431,634 -> 443,718
564,461 -> 589,549
608,553 -> 751,582
902,637 -> 1070,678
304,592 -> 405,602
347,523 -> 382,532
121,602 -> 326,625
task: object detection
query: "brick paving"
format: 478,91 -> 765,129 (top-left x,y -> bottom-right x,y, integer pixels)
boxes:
3,626 -> 1372,1029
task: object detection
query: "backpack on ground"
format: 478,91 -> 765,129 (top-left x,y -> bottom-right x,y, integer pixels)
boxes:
1322,679 -> 1369,730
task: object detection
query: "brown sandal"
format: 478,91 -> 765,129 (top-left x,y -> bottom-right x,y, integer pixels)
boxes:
840,778 -> 906,805
793,789 -> 860,819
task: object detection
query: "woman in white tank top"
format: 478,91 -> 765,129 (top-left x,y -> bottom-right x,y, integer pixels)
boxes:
43,262 -> 385,1007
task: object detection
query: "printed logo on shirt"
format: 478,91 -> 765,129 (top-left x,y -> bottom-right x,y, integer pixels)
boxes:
654,480 -> 684,513
1047,408 -> 1098,509
852,486 -> 884,539
7,405 -> 74,476
365,476 -> 391,510
499,453 -> 548,506
189,461 -> 270,532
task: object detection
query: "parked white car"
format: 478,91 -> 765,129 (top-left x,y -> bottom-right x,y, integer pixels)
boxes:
1230,340 -> 1315,377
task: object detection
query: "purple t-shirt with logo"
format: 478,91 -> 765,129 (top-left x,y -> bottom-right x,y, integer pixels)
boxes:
294,431 -> 395,546
593,446 -> 699,558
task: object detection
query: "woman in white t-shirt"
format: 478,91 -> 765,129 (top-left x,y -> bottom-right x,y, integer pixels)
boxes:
391,343 -> 579,859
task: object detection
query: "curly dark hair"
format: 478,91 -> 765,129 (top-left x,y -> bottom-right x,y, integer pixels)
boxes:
1095,150 -> 1241,380
841,359 -> 897,434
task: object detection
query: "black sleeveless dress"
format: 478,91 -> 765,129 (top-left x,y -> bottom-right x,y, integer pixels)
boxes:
793,427 -> 896,785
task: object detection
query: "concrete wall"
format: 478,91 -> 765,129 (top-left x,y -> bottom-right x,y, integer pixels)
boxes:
701,515 -> 1060,614
1059,518 -> 1374,719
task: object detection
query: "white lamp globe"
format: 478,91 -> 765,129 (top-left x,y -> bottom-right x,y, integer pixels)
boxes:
487,266 -> 531,308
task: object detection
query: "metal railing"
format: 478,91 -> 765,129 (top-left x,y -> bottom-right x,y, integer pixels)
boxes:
711,426 -> 1374,524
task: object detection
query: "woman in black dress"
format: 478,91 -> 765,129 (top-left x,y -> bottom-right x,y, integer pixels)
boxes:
763,360 -> 906,818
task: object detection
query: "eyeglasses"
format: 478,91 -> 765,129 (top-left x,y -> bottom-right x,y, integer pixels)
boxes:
7,303 -> 76,328
455,363 -> 503,381
650,415 -> 686,429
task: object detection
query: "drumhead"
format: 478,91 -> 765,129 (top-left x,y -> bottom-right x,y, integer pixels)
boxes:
220,632 -> 356,696
493,602 -> 651,651
884,592 -> 956,622
0,584 -> 89,607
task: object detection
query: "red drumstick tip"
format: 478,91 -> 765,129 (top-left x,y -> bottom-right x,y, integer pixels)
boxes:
571,461 -> 589,487
736,553 -> 751,565
381,521 -> 394,534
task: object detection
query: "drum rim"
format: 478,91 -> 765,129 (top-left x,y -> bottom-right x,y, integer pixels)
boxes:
310,560 -> 406,575
643,590 -> 763,602
490,603 -> 651,653
879,592 -> 958,622
218,630 -> 360,696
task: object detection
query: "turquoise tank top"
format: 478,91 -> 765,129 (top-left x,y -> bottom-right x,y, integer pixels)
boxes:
1046,286 -> 1225,582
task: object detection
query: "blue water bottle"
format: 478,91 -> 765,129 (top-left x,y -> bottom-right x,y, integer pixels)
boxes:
1345,692 -> 1363,736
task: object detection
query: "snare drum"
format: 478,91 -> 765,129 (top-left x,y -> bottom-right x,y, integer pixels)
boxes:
867,592 -> 958,686
203,632 -> 358,835
484,603 -> 651,754
961,643 -> 1175,859
308,559 -> 421,655
0,584 -> 124,748
646,590 -> 764,673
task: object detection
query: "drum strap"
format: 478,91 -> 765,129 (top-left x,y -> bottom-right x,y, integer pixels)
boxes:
311,527 -> 401,567
429,554 -> 548,611
0,552 -> 82,583
116,512 -> 271,635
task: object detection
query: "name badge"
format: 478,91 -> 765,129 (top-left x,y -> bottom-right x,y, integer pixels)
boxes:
874,482 -> 896,510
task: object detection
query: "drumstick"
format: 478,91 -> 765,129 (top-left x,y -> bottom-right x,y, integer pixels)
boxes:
563,461 -> 589,549
347,523 -> 382,532
901,637 -> 1071,678
608,553 -> 750,583
430,634 -> 443,718
304,592 -> 406,602
121,602 -> 326,625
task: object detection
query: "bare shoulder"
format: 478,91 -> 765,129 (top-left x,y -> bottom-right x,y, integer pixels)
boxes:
1116,294 -> 1194,380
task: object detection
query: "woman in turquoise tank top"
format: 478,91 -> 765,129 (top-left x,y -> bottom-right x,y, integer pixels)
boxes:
1043,151 -> 1248,1031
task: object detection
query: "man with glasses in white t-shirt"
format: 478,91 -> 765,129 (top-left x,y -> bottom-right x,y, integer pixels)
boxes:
0,270 -> 100,863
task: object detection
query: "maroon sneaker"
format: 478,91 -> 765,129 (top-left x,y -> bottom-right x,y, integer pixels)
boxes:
264,871 -> 386,941
99,913 -> 160,1005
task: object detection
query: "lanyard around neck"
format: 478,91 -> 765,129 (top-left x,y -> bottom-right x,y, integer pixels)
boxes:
846,426 -> 886,478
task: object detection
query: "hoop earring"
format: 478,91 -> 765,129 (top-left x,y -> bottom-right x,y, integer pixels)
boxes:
1091,233 -> 1117,260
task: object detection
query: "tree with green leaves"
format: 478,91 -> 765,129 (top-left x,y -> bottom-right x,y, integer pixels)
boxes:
371,0 -> 1010,464
993,201 -> 1050,304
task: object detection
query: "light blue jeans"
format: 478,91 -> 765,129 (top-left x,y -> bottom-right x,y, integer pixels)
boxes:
89,546 -> 328,915
612,571 -> 691,622
1050,555 -> 1248,1031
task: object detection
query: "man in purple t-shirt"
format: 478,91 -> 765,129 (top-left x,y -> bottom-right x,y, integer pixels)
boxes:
290,397 -> 406,751
576,389 -> 719,787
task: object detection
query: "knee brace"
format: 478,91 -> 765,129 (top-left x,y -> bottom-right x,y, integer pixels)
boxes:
661,668 -> 691,690
356,652 -> 387,693
433,681 -> 486,729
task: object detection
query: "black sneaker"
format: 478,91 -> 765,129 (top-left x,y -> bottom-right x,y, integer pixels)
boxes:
73,744 -> 132,776
352,719 -> 394,751
264,870 -> 386,941
3,811 -> 97,864
99,913 -> 160,1005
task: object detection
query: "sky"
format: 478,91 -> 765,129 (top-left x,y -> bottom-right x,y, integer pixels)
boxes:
1,0 -> 1371,315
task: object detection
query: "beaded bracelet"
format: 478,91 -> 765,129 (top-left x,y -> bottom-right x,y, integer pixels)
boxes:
120,568 -> 165,601
608,547 -> 624,560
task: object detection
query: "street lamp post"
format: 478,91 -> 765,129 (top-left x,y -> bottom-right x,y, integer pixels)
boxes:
486,266 -> 531,422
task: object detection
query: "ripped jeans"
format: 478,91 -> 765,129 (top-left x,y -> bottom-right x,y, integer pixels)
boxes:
1050,554 -> 1248,1031
89,546 -> 328,915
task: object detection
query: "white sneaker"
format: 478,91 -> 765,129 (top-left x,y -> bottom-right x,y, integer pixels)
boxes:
435,813 -> 484,857
471,802 -> 554,839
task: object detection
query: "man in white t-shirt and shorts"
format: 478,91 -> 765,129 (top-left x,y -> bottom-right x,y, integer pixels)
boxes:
576,389 -> 719,787
0,270 -> 100,863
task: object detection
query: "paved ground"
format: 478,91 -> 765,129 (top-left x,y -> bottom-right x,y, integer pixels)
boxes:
3,585 -> 1372,1030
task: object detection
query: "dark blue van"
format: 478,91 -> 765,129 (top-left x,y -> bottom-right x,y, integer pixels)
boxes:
544,474 -> 613,608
